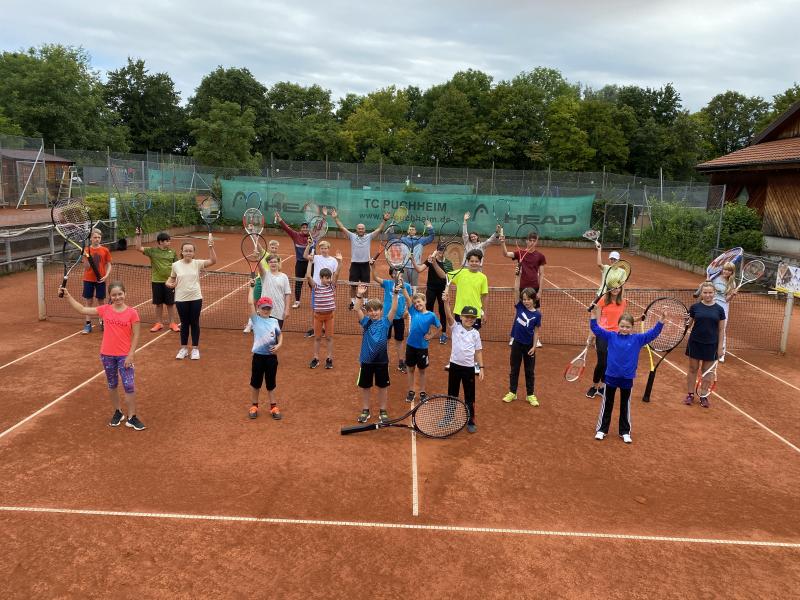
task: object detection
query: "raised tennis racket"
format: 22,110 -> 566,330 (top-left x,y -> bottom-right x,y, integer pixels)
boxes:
442,241 -> 466,292
564,338 -> 591,382
243,207 -> 265,237
588,260 -> 631,312
734,259 -> 765,291
583,229 -> 601,249
199,197 -> 221,234
695,360 -> 718,399
372,224 -> 401,261
127,192 -> 153,233
246,191 -> 262,211
386,204 -> 409,229
272,192 -> 286,223
232,191 -> 246,208
492,199 -> 511,235
514,223 -> 540,263
385,238 -> 412,283
308,215 -> 328,242
640,297 -> 691,403
303,201 -> 322,222
51,198 -> 94,297
438,218 -> 461,246
241,233 -> 268,288
707,247 -> 743,280
340,394 -> 469,438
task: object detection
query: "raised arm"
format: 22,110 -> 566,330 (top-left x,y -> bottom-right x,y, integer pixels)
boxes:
330,208 -> 350,235
442,288 -> 455,328
501,237 -> 514,259
302,237 -> 314,260
372,211 -> 391,235
355,283 -> 368,320
134,229 -> 146,253
203,234 -> 217,267
332,252 -> 343,283
386,277 -> 400,321
462,212 -> 470,244
596,243 -> 604,269
429,252 -> 446,279
247,283 -> 257,317
59,287 -> 98,316
418,220 -> 435,246
305,256 -> 315,286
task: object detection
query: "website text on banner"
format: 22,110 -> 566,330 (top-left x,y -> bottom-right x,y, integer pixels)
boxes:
218,180 -> 595,239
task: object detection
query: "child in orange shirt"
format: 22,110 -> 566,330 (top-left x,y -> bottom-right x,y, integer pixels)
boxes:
81,228 -> 113,334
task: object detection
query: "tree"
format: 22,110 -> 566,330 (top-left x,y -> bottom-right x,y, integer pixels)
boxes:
335,93 -> 363,124
188,100 -> 261,171
0,107 -> 23,135
701,91 -> 770,156
104,58 -> 186,153
545,96 -> 595,171
576,99 -> 631,173
417,87 -> 481,166
755,83 -> 800,133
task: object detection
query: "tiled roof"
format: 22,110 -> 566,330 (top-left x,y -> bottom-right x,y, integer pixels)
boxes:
697,138 -> 800,171
0,149 -> 72,162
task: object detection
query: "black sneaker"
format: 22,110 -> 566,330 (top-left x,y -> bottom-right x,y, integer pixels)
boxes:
357,409 -> 370,423
379,409 -> 390,423
109,409 -> 125,427
349,299 -> 355,310
419,391 -> 428,402
304,329 -> 314,338
466,422 -> 477,434
585,386 -> 598,398
309,357 -> 320,369
125,415 -> 146,431
595,388 -> 605,397
325,358 -> 333,369
405,390 -> 416,403
398,360 -> 407,373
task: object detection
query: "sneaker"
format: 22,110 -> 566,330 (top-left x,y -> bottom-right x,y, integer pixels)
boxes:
325,357 -> 333,369
466,423 -> 477,434
405,390 -> 416,403
596,388 -> 605,397
349,299 -> 355,311
419,391 -> 428,402
82,322 -> 92,334
243,322 -> 252,334
248,405 -> 258,419
98,319 -> 104,332
719,355 -> 725,363
536,339 -> 543,348
700,397 -> 710,408
684,394 -> 694,406
595,431 -> 606,440
169,322 -> 180,332
439,333 -> 448,344
622,434 -> 632,444
398,360 -> 407,374
310,357 -> 320,369
176,348 -> 189,360
292,301 -> 300,309
502,392 -> 517,403
270,405 -> 282,420
379,409 -> 390,423
150,322 -> 164,333
190,348 -> 200,360
357,409 -> 370,423
109,409 -> 125,427
125,415 -> 146,431
585,386 -> 598,398
444,363 -> 450,372
526,394 -> 539,407
304,329 -> 314,338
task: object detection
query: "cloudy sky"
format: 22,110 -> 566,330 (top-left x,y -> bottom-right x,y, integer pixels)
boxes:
2,0 -> 798,111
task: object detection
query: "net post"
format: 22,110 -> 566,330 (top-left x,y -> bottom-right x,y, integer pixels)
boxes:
36,256 -> 46,321
780,293 -> 795,355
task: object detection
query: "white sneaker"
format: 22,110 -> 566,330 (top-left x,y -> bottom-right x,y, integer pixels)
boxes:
536,339 -> 543,348
292,301 -> 300,309
176,348 -> 189,360
594,431 -> 605,440
719,355 -> 725,363
190,349 -> 200,360
243,322 -> 252,334
622,434 -> 632,444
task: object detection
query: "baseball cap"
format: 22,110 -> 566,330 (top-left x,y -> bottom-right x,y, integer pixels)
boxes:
460,306 -> 479,317
609,251 -> 621,260
256,296 -> 273,308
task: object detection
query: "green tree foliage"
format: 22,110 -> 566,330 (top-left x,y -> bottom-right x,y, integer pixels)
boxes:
576,99 -> 631,172
755,83 -> 800,133
104,58 -> 186,154
700,91 -> 770,156
342,86 -> 417,164
0,107 -> 23,135
188,100 -> 261,171
545,96 -> 595,170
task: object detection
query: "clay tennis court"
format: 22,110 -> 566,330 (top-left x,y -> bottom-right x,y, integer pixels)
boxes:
1,229 -> 799,598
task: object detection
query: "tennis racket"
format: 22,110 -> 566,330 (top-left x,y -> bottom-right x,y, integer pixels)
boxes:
243,207 -> 265,238
372,224 -> 402,261
492,199 -> 511,236
588,260 -> 631,312
51,198 -> 94,297
564,338 -> 591,382
303,201 -> 322,222
640,297 -> 691,403
438,218 -> 461,246
340,394 -> 469,438
241,233 -> 268,288
583,229 -> 601,248
386,204 -> 409,229
385,239 -> 412,283
695,360 -> 718,399
442,241 -> 466,293
734,259 -> 765,292
246,191 -> 262,211
128,192 -> 153,233
199,197 -> 221,234
514,223 -> 540,264
232,191 -> 246,208
707,247 -> 743,280
272,192 -> 287,223
308,215 -> 328,242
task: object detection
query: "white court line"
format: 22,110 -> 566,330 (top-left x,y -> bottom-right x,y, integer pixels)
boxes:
1,505 -> 798,549
411,429 -> 419,517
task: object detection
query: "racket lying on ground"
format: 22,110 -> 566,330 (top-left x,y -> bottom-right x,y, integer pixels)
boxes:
241,233 -> 268,287
734,259 -> 766,291
199,197 -> 221,234
640,297 -> 691,402
492,199 -> 511,236
51,198 -> 96,296
340,394 -> 469,439
564,337 -> 592,382
707,247 -> 743,280
587,260 -> 631,312
695,360 -> 718,399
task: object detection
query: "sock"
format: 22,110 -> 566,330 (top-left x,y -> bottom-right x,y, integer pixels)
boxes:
252,403 -> 259,407
270,403 -> 277,408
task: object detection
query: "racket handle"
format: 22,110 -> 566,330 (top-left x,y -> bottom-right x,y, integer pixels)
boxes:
641,371 -> 656,403
341,423 -> 380,435
59,275 -> 68,298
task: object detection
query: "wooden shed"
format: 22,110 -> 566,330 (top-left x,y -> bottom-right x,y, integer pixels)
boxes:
696,100 -> 800,255
0,149 -> 74,207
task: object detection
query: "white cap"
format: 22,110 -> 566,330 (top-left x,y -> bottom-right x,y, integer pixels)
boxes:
609,251 -> 621,260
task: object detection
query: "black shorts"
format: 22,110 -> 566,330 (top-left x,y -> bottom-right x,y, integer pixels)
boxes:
348,262 -> 371,283
82,281 -> 106,300
405,345 -> 429,369
250,353 -> 278,390
387,317 -> 405,341
151,282 -> 175,306
453,313 -> 482,330
686,339 -> 718,362
357,363 -> 390,389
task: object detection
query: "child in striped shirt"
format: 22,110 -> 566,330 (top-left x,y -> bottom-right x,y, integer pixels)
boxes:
305,249 -> 342,369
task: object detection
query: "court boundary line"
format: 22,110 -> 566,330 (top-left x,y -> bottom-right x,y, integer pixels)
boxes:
411,430 -> 419,517
1,505 -> 798,549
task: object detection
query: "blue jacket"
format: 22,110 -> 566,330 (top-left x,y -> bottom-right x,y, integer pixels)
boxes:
590,319 -> 663,380
389,226 -> 435,262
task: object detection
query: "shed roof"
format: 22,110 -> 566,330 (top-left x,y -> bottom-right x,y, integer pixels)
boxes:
696,137 -> 800,171
0,149 -> 73,162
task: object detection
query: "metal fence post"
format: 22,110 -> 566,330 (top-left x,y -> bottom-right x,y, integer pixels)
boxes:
780,293 -> 794,354
37,256 -> 46,320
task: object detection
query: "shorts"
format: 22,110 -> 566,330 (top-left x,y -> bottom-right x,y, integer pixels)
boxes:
151,281 -> 175,306
387,317 -> 405,341
357,363 -> 390,389
453,313 -> 482,330
405,345 -> 429,369
348,262 -> 371,283
313,310 -> 335,338
250,353 -> 278,390
82,280 -> 107,300
686,339 -> 718,362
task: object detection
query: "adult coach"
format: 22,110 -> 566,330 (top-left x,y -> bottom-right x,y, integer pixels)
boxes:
501,231 -> 545,347
330,208 -> 390,310
274,211 -> 311,309
462,211 -> 501,265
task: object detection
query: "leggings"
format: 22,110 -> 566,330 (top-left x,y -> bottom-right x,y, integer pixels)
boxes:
176,299 -> 202,346
294,260 -> 309,301
596,385 -> 632,436
100,354 -> 134,393
592,336 -> 608,384
509,340 -> 536,395
448,363 -> 476,424
425,288 -> 447,334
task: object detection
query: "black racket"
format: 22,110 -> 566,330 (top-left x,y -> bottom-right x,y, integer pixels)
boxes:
640,297 -> 690,403
232,191 -> 246,208
52,198 -> 94,297
587,260 -> 631,312
438,218 -> 461,246
241,233 -> 268,287
246,191 -> 262,211
492,198 -> 511,236
130,192 -> 153,233
199,197 -> 221,234
340,394 -> 469,438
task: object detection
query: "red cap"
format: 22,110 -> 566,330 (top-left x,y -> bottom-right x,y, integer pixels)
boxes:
256,296 -> 273,308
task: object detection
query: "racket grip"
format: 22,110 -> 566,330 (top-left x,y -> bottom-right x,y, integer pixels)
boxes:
58,275 -> 68,298
341,423 -> 380,435
641,372 -> 656,403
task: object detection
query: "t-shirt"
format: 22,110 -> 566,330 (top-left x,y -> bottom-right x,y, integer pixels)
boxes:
590,319 -> 662,381
249,315 -> 281,355
449,269 -> 489,314
407,306 -> 441,349
689,302 -> 726,344
312,254 -> 338,286
512,249 -> 546,290
510,302 -> 541,346
260,270 -> 291,319
279,220 -> 311,261
597,297 -> 628,332
359,316 -> 390,364
449,321 -> 482,367
95,304 -> 140,356
83,245 -> 112,282
171,259 -> 204,302
143,246 -> 178,282
424,258 -> 452,292
381,279 -> 412,317
711,275 -> 731,308
347,231 -> 376,263
313,282 -> 336,312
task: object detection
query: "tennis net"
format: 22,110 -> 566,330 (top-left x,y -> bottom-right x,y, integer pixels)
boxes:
38,259 -> 786,351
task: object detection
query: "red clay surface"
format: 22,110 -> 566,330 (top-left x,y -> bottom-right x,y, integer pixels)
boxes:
1,228 -> 799,598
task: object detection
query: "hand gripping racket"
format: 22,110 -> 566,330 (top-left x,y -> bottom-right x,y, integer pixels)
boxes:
640,297 -> 690,403
241,233 -> 268,288
734,259 -> 765,292
52,198 -> 96,296
588,260 -> 631,312
564,337 -> 591,382
340,394 -> 469,438
695,360 -> 718,399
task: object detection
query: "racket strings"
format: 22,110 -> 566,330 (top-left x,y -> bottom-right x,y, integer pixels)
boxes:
742,260 -> 765,281
443,242 -> 465,268
53,200 -> 91,241
200,199 -> 220,222
564,361 -> 585,382
308,216 -> 328,240
644,299 -> 689,353
243,208 -> 265,232
385,239 -> 411,269
412,396 -> 469,438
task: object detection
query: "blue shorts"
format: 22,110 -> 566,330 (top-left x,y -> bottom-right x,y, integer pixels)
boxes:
82,280 -> 107,300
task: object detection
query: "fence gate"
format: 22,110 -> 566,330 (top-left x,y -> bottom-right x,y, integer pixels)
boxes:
627,204 -> 650,253
602,203 -> 628,248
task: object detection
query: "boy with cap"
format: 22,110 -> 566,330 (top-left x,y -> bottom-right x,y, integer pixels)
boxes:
246,288 -> 283,421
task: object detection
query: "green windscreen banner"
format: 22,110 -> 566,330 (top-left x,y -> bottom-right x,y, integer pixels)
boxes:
218,180 -> 594,239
